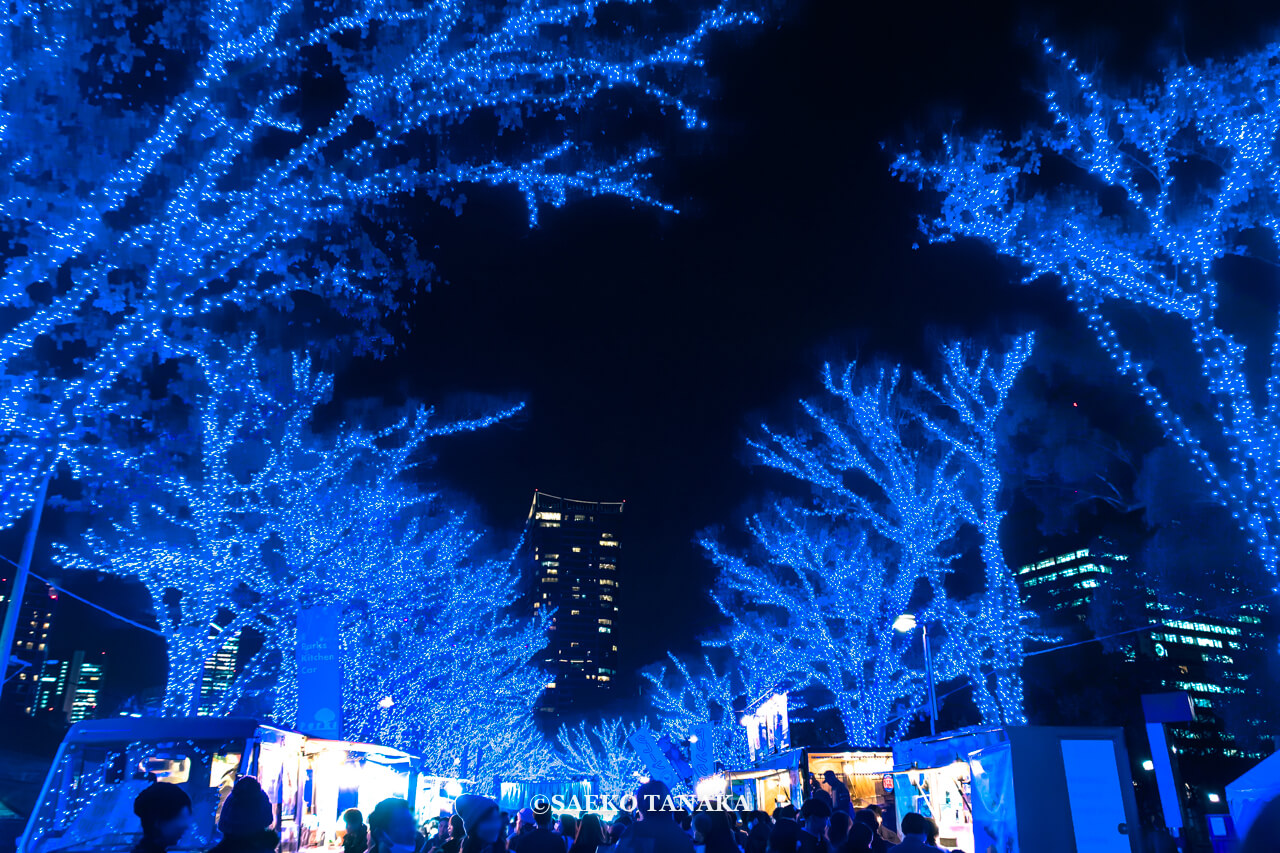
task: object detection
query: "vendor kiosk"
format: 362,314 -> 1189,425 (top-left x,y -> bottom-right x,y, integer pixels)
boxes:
725,747 -> 895,814
725,691 -> 895,814
301,739 -> 417,848
19,717 -> 426,853
893,725 -> 1141,853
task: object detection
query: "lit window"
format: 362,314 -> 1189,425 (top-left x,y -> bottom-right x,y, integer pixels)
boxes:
599,627 -> 611,634
536,511 -> 562,520
571,610 -> 580,616
600,540 -> 619,547
572,547 -> 582,553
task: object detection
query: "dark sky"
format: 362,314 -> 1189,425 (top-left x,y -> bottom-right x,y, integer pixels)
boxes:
328,0 -> 1280,681
27,0 -> 1280,703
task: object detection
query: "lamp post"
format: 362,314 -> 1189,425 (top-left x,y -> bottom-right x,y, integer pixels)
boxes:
894,613 -> 938,737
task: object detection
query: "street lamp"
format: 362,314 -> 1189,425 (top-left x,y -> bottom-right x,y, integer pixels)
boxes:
895,613 -> 938,736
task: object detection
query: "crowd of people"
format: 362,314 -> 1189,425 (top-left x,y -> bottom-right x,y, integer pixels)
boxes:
129,773 -> 1280,853
130,774 -> 939,853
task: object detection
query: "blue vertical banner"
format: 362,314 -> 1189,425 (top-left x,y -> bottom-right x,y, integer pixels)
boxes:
689,723 -> 715,781
297,606 -> 343,737
627,728 -> 682,790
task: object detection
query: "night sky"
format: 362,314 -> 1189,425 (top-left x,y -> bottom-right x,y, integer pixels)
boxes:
326,0 -> 1280,682
29,0 -> 1280,703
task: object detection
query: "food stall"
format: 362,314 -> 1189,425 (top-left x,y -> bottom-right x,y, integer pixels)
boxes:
894,726 -> 1141,853
21,718 -> 306,853
724,691 -> 895,814
301,739 -> 417,849
892,727 -> 1007,850
20,717 -> 425,853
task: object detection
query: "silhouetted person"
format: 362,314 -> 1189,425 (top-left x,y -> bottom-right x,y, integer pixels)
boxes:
369,799 -> 419,853
209,778 -> 277,853
441,815 -> 465,853
886,814 -> 931,852
510,808 -> 562,853
822,773 -> 851,815
798,799 -> 831,853
453,794 -> 503,853
852,811 -> 888,853
132,783 -> 193,853
768,821 -> 799,853
569,814 -> 608,853
613,780 -> 695,853
343,809 -> 369,853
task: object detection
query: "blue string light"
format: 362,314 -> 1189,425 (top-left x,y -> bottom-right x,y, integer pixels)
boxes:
0,0 -> 759,528
694,339 -> 1034,746
54,340 -> 548,776
894,39 -> 1280,585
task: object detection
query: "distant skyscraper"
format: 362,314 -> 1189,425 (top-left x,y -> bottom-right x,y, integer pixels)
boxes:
1017,540 -> 1274,763
33,650 -> 104,724
199,622 -> 240,715
525,491 -> 622,717
1016,545 -> 1123,627
0,578 -> 57,715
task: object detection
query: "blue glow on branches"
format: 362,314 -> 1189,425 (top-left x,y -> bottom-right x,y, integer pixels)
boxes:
894,40 -> 1280,584
54,341 -> 547,774
698,338 -> 1034,745
0,0 -> 758,527
555,717 -> 649,798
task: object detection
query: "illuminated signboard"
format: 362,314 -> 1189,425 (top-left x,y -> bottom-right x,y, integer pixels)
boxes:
741,692 -> 791,763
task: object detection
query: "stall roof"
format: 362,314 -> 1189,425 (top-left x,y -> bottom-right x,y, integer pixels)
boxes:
893,726 -> 1007,770
305,738 -> 415,761
63,717 -> 284,745
1226,751 -> 1280,838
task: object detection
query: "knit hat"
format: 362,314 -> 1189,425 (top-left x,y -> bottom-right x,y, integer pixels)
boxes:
453,794 -> 498,837
218,778 -> 275,836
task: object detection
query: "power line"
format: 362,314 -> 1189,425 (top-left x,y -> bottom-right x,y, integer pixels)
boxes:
0,551 -> 163,638
1024,588 -> 1279,658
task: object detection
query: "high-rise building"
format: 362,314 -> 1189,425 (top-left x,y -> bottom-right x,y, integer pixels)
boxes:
1017,541 -> 1274,763
199,621 -> 241,715
0,578 -> 58,715
33,650 -> 104,724
1015,545 -> 1124,628
525,491 -> 622,717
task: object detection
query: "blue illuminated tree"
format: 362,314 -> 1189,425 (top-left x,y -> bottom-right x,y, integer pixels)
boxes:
55,341 -> 545,770
895,41 -> 1280,586
0,0 -> 759,526
913,335 -> 1036,725
701,337 -> 1035,744
642,651 -> 765,769
555,716 -> 648,799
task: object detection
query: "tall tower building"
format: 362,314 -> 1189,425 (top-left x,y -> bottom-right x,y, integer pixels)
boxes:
525,491 -> 622,717
199,621 -> 241,715
0,578 -> 57,715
